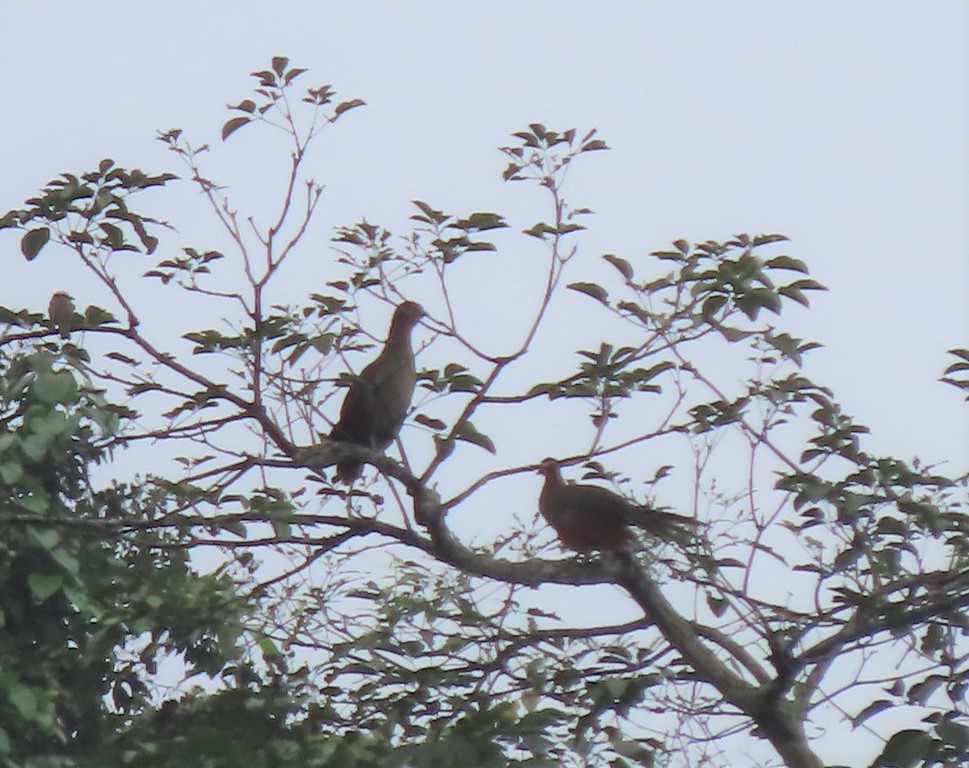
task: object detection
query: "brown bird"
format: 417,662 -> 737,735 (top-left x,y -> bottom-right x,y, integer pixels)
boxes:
48,291 -> 76,339
330,301 -> 425,483
537,458 -> 695,552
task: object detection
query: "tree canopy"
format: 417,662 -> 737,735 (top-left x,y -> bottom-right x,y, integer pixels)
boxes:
1,57 -> 967,768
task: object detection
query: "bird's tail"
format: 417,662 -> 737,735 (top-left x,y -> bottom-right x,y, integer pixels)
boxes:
627,507 -> 697,544
335,459 -> 362,484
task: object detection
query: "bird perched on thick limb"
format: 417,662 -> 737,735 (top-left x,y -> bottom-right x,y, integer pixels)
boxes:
537,458 -> 695,553
329,301 -> 425,483
48,291 -> 76,339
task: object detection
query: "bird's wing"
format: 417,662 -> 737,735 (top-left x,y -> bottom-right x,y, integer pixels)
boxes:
331,374 -> 379,446
572,484 -> 694,541
360,352 -> 415,441
568,484 -> 630,521
540,482 -> 634,552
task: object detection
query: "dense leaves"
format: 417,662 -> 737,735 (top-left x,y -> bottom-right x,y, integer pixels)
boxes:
0,352 -> 254,765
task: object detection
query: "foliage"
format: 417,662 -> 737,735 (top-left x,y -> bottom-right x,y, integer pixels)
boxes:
1,56 -> 967,768
0,350 -> 254,765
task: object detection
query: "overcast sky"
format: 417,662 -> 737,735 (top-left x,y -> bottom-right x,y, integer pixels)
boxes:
3,3 -> 967,763
4,2 -> 965,466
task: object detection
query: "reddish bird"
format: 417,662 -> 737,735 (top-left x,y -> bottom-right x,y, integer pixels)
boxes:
537,458 -> 695,553
48,291 -> 76,339
330,302 -> 425,483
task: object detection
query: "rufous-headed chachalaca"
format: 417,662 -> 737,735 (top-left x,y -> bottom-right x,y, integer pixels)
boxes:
48,291 -> 76,339
537,458 -> 694,552
330,301 -> 425,483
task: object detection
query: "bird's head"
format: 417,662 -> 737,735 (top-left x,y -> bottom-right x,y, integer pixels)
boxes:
537,457 -> 563,479
393,301 -> 425,329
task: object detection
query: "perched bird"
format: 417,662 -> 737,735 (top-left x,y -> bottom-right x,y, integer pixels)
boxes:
48,291 -> 76,339
330,301 -> 425,483
537,458 -> 695,553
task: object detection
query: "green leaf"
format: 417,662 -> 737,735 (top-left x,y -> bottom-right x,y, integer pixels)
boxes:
639,361 -> 675,382
28,527 -> 60,549
458,212 -> 507,232
752,233 -> 789,246
523,222 -> 554,239
448,373 -> 484,393
873,729 -> 935,768
84,305 -> 119,326
555,222 -> 585,235
454,421 -> 496,454
852,699 -> 892,728
947,348 -> 969,362
334,98 -> 366,117
50,548 -> 80,577
283,67 -> 307,85
943,361 -> 969,375
876,516 -> 907,536
414,413 -> 447,431
764,255 -> 808,272
20,436 -> 48,463
702,294 -> 728,320
99,221 -> 125,248
936,719 -> 969,752
28,572 -> 64,601
0,462 -> 23,484
908,675 -> 947,705
602,253 -> 633,280
8,685 -> 37,719
21,227 -> 50,260
411,200 -> 449,224
258,635 -> 280,657
222,116 -> 251,141
305,334 -> 333,356
525,382 -> 559,398
833,546 -> 861,570
271,56 -> 289,76
786,278 -> 827,292
33,370 -> 78,405
567,282 -> 609,304
736,288 -> 781,319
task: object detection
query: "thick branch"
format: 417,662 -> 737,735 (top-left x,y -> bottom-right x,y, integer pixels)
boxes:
608,554 -> 823,768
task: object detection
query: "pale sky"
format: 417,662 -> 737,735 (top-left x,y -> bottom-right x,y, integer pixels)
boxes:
4,2 -> 965,465
3,3 -> 967,765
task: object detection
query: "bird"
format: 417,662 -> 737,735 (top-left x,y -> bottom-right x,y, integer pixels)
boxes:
536,458 -> 695,553
48,291 -> 76,339
329,301 -> 425,483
